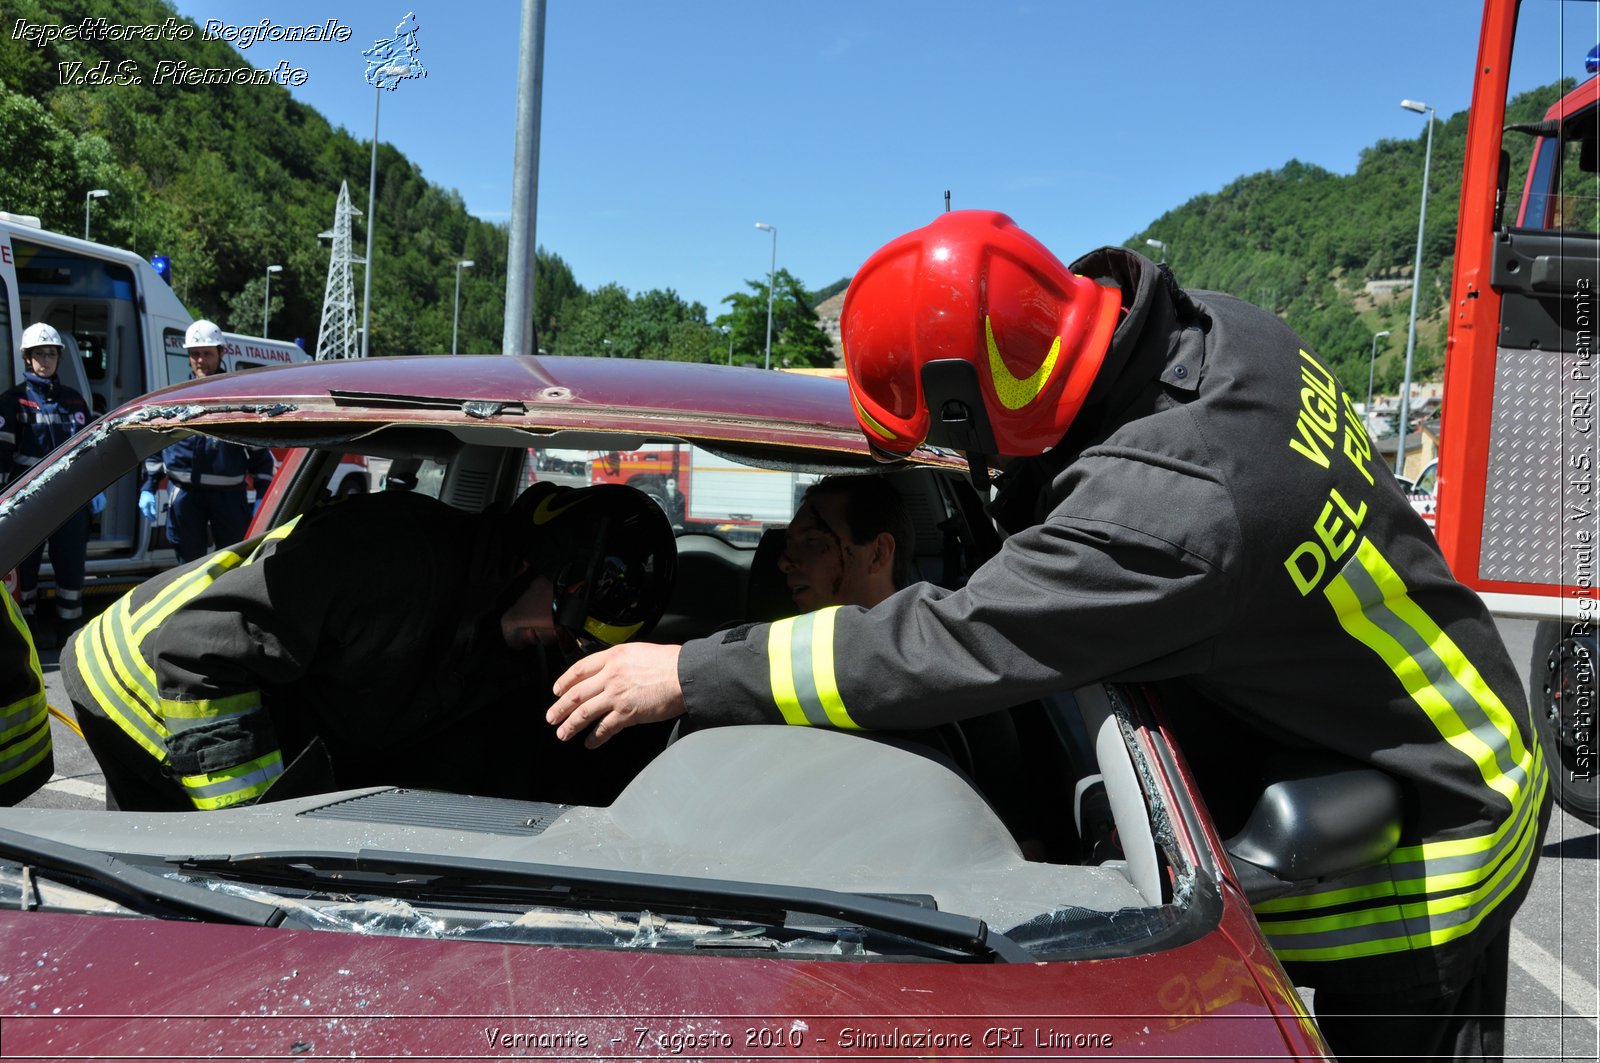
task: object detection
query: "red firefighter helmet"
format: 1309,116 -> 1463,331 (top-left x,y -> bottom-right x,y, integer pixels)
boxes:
840,210 -> 1122,460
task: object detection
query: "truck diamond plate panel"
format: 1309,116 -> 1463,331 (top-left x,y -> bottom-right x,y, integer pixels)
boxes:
1483,343 -> 1598,584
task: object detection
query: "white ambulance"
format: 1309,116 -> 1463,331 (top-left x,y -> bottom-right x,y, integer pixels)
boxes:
0,212 -> 311,595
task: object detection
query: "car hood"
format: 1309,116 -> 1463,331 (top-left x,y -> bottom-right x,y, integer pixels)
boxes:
0,728 -> 1320,1057
0,907 -> 1317,1058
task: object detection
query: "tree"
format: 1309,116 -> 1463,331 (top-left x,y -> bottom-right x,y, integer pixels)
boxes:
717,268 -> 833,368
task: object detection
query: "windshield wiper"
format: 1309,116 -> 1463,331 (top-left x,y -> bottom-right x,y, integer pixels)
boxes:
180,849 -> 1031,962
0,827 -> 285,927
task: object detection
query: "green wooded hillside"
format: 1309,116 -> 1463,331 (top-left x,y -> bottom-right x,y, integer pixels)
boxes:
0,0 -> 838,367
1127,82 -> 1567,397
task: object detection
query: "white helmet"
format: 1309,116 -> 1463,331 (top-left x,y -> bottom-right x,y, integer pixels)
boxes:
20,322 -> 63,352
184,319 -> 225,349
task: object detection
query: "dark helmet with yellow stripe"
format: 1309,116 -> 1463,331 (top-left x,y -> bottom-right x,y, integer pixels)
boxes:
510,481 -> 676,661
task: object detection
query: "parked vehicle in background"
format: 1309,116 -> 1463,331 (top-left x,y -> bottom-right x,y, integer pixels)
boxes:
589,443 -> 817,543
1406,458 -> 1438,532
0,212 -> 309,611
1438,0 -> 1598,824
0,353 -> 1348,1057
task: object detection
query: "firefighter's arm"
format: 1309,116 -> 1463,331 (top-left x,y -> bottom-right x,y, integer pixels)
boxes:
548,643 -> 685,748
679,452 -> 1242,733
147,529 -> 356,808
138,450 -> 165,494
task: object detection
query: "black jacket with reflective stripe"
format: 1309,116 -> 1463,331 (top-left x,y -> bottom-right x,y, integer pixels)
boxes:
679,247 -> 1548,994
0,588 -> 51,805
64,492 -> 545,794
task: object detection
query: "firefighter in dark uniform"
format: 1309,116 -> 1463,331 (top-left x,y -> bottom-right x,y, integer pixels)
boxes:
63,481 -> 675,812
0,323 -> 104,647
548,211 -> 1549,1061
0,584 -> 52,806
138,319 -> 275,562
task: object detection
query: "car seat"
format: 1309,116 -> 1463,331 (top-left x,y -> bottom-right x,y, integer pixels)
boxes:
744,526 -> 794,622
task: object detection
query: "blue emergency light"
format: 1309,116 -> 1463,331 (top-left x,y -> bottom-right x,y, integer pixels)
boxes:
149,254 -> 171,284
1587,44 -> 1600,74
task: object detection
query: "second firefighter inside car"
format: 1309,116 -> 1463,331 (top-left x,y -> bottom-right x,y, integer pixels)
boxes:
63,481 -> 676,811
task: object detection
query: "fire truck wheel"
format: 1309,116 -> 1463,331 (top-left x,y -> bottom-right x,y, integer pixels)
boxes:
1530,620 -> 1599,827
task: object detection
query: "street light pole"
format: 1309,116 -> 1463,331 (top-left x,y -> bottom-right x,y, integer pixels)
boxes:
362,64 -> 411,359
755,222 -> 777,370
1144,237 -> 1169,264
452,259 -> 474,355
1366,330 -> 1392,434
720,324 -> 732,366
83,189 -> 108,241
263,264 -> 283,337
1395,99 -> 1435,477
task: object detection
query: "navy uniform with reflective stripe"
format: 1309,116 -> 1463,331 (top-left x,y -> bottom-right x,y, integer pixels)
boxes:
0,373 -> 95,622
60,492 -> 544,811
679,247 -> 1549,996
0,587 -> 52,805
141,431 -> 275,562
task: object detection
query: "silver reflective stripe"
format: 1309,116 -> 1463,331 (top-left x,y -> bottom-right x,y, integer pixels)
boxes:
0,692 -> 44,734
0,717 -> 49,778
164,706 -> 261,734
1259,752 -> 1545,910
0,719 -> 49,779
182,759 -> 283,802
56,588 -> 82,621
1264,803 -> 1541,954
783,613 -> 835,727
81,617 -> 167,753
1339,561 -> 1525,791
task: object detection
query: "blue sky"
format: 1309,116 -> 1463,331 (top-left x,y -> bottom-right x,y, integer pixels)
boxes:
163,1 -> 1597,317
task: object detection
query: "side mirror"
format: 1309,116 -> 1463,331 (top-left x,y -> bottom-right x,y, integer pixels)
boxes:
1224,768 -> 1402,904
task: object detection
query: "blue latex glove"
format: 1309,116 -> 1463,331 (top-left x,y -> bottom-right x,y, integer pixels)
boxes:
138,489 -> 158,521
89,492 -> 107,515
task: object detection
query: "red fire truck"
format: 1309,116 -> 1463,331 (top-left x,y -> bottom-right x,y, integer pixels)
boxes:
587,444 -> 816,543
1440,0 -> 1599,823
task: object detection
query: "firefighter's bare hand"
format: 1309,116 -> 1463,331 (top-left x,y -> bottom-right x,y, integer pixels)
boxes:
548,643 -> 685,748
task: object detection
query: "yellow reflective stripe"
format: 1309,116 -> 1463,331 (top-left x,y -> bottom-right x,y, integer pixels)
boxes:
582,616 -> 643,646
75,603 -> 168,759
3,588 -> 42,685
1266,764 -> 1546,961
809,607 -> 859,729
1257,741 -> 1546,915
160,691 -> 262,720
985,315 -> 1062,411
180,750 -> 285,810
0,727 -> 51,785
765,611 -> 861,729
0,691 -> 47,743
850,391 -> 897,443
1325,539 -> 1524,806
767,617 -> 810,726
73,519 -> 304,765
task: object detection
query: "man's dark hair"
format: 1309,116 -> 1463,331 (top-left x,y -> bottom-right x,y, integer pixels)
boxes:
802,475 -> 915,589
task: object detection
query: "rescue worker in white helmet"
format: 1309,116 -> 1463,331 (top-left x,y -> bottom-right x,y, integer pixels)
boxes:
546,210 -> 1549,1061
63,480 -> 676,811
138,319 -> 275,561
0,323 -> 104,648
